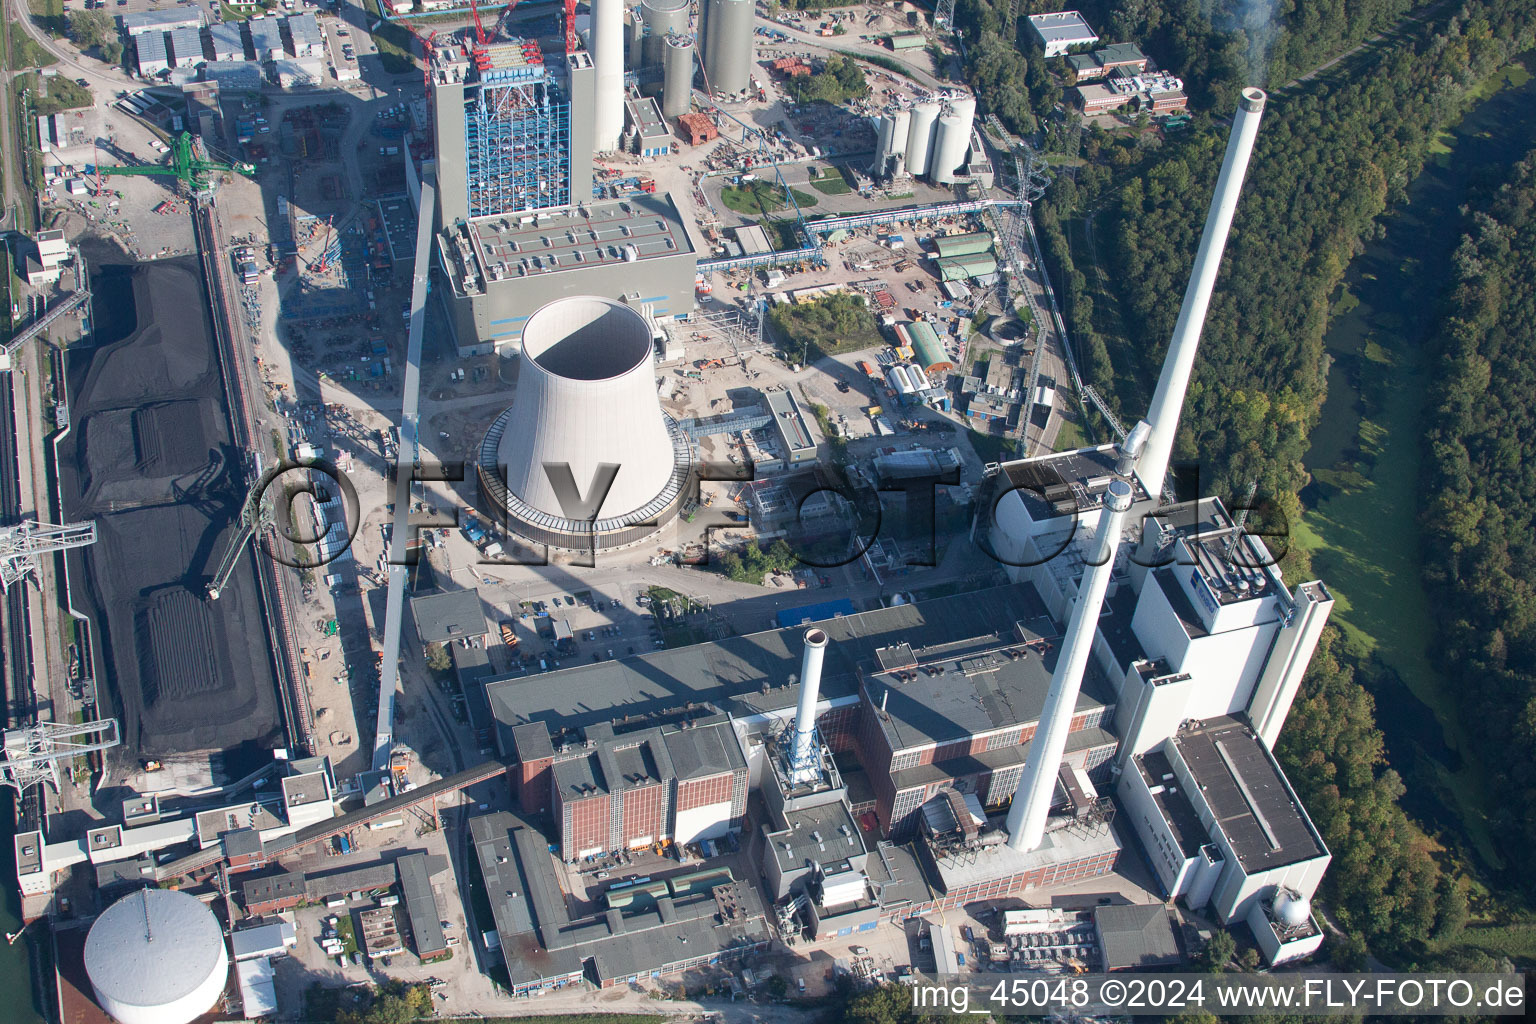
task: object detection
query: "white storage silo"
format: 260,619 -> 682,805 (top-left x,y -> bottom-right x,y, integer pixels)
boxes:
642,0 -> 691,68
870,115 -> 893,174
905,101 -> 940,177
702,0 -> 753,95
888,108 -> 911,164
85,889 -> 229,1024
931,112 -> 970,184
662,32 -> 696,117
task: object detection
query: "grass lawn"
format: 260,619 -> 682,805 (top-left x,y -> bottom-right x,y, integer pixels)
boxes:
720,179 -> 817,216
35,75 -> 91,115
26,0 -> 65,36
219,3 -> 273,22
12,33 -> 56,69
809,166 -> 852,195
767,292 -> 880,361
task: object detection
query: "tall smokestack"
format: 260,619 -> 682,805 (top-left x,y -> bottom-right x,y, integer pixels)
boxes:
592,0 -> 625,152
1006,476 -> 1136,852
789,628 -> 829,784
1138,88 -> 1267,498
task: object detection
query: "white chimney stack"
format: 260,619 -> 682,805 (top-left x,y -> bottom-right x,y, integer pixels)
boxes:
789,628 -> 829,784
1138,88 -> 1267,498
592,0 -> 625,152
1006,477 -> 1135,852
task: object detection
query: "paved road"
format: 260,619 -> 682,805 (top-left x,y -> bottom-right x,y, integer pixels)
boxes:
761,22 -> 949,92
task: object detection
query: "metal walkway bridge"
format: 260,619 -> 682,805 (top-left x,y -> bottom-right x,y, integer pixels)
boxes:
1,289 -> 90,366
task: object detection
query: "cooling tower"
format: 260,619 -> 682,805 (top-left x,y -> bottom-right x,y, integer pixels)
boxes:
702,0 -> 753,95
592,0 -> 625,151
642,0 -> 691,68
905,101 -> 940,177
479,297 -> 692,552
930,113 -> 969,184
662,32 -> 695,116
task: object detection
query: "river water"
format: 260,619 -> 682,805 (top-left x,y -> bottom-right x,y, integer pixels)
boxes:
1298,54 -> 1536,871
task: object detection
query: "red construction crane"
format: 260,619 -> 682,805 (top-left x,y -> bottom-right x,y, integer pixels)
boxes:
467,0 -> 488,46
564,0 -> 576,55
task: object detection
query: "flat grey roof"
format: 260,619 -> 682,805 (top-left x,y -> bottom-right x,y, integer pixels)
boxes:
14,831 -> 42,876
398,852 -> 449,956
463,194 -> 696,288
487,583 -> 1059,744
243,870 -> 305,907
223,828 -> 263,858
766,390 -> 816,456
1175,719 -> 1324,872
999,443 -> 1153,522
471,812 -> 769,986
122,10 -> 203,33
1094,903 -> 1182,970
625,95 -> 669,140
1135,749 -> 1206,858
766,801 -> 865,875
282,770 -> 329,807
1027,10 -> 1097,43
865,586 -> 1116,754
411,588 -> 488,643
305,862 -> 398,900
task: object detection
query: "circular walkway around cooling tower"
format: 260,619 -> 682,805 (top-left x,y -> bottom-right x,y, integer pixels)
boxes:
478,297 -> 692,553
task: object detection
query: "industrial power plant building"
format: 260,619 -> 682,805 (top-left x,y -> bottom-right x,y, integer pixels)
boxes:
431,20 -> 699,353
470,88 -> 1331,970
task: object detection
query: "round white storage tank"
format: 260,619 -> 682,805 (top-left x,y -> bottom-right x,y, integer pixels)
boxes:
905,101 -> 940,176
888,109 -> 911,163
931,113 -> 969,184
873,115 -> 894,168
662,33 -> 695,117
1272,888 -> 1312,928
641,0 -> 690,67
703,0 -> 753,95
85,889 -> 228,1024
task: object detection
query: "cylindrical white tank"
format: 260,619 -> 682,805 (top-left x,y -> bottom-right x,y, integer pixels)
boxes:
931,113 -> 969,184
642,0 -> 691,68
496,297 -> 682,526
888,108 -> 911,164
85,889 -> 228,1024
870,115 -> 893,173
592,0 -> 626,151
703,0 -> 753,95
905,101 -> 940,177
662,33 -> 695,117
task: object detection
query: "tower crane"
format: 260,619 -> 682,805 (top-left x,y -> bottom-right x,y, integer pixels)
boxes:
93,132 -> 254,198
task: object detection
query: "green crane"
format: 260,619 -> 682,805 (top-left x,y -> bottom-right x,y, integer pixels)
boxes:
95,132 -> 254,198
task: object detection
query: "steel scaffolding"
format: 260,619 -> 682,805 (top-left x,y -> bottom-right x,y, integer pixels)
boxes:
466,69 -> 573,217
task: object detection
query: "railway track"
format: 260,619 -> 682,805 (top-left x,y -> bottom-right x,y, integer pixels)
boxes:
193,200 -> 314,755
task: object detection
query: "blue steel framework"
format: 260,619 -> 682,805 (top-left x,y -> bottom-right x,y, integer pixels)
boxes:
466,65 -> 573,217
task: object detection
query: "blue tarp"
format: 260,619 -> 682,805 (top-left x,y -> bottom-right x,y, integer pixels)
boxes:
776,598 -> 857,628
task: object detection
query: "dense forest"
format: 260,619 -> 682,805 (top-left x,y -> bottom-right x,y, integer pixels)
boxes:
954,0 -> 1536,962
1421,149 -> 1536,882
